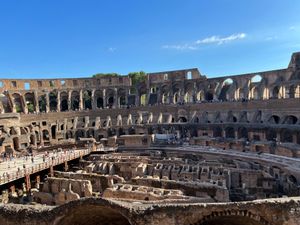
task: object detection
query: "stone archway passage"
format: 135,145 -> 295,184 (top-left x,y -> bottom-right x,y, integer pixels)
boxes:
58,205 -> 131,225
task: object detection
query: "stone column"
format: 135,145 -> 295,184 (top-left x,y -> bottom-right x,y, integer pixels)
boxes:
103,89 -> 106,108
91,89 -> 96,110
135,94 -> 140,106
57,91 -> 61,112
79,89 -> 83,110
34,91 -> 39,113
114,88 -> 118,108
157,87 -> 162,104
21,95 -> 28,114
68,90 -> 72,110
46,92 -> 50,113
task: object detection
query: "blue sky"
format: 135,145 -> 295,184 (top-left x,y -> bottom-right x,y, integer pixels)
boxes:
0,0 -> 300,79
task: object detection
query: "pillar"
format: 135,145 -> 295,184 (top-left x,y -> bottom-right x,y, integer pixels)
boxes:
46,92 -> 50,113
36,175 -> 40,189
25,174 -> 31,192
49,165 -> 54,177
79,89 -> 83,110
68,90 -> 72,110
57,91 -> 61,112
103,89 -> 106,107
64,161 -> 68,172
114,88 -> 118,108
34,91 -> 39,113
91,89 -> 96,110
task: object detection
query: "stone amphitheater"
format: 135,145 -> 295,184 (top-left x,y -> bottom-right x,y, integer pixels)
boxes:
0,52 -> 300,225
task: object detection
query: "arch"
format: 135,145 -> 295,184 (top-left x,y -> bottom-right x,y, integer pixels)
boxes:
266,129 -> 277,141
49,91 -> 58,111
272,86 -> 284,99
118,88 -> 127,107
237,127 -> 248,139
177,116 -> 187,123
282,115 -> 298,125
71,91 -> 80,110
106,89 -> 115,108
12,93 -> 25,113
213,127 -> 222,137
205,91 -> 213,101
83,90 -> 92,110
57,204 -> 131,225
38,95 -> 47,112
218,78 -> 234,101
280,129 -> 293,143
42,129 -> 50,142
24,92 -> 36,113
0,94 -> 12,113
268,115 -> 280,124
225,127 -> 235,139
60,91 -> 68,112
94,90 -> 104,109
251,74 -> 263,83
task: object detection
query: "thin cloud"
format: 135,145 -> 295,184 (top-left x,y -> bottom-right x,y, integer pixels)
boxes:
289,26 -> 296,30
162,32 -> 247,50
108,47 -> 116,52
196,33 -> 246,45
162,44 -> 197,50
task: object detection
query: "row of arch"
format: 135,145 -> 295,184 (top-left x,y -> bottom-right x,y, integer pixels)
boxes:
1,76 -> 300,113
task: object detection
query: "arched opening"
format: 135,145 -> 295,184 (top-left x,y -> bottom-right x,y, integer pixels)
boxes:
42,130 -> 50,142
0,94 -> 12,113
119,96 -> 126,106
173,92 -> 180,104
97,97 -> 104,108
49,92 -> 58,111
237,127 -> 248,139
213,127 -> 222,138
251,74 -> 262,83
280,129 -> 293,143
177,116 -> 187,123
75,130 -> 85,140
266,129 -> 277,141
205,91 -> 213,101
60,92 -> 68,112
12,93 -> 24,113
25,92 -> 35,113
83,90 -> 92,110
118,88 -> 126,107
225,127 -> 235,139
288,85 -> 296,98
108,96 -> 114,108
38,95 -> 47,112
57,204 -> 131,225
268,115 -> 280,124
106,89 -> 115,108
282,115 -> 298,124
51,125 -> 56,139
218,78 -> 233,101
61,99 -> 68,111
272,86 -> 280,99
71,91 -> 80,110
13,137 -> 19,151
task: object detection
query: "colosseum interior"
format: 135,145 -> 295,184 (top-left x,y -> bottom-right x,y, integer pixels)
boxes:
0,52 -> 300,225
